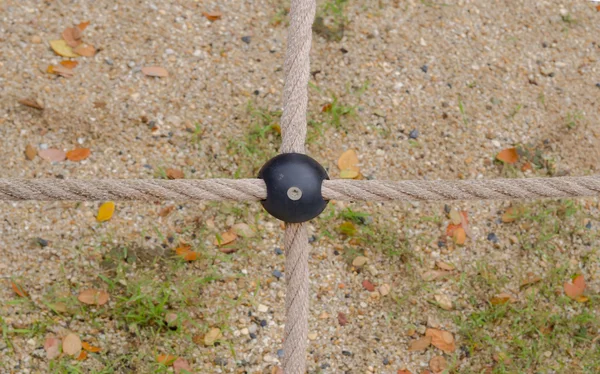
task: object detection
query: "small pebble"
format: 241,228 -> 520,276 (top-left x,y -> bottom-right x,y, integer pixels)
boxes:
260,319 -> 267,327
258,304 -> 268,313
37,238 -> 49,247
249,332 -> 257,339
214,357 -> 228,366
241,36 -> 251,44
104,58 -> 114,65
383,358 -> 390,365
409,129 -> 419,139
272,269 -> 283,279
248,323 -> 258,334
420,65 -> 428,73
31,35 -> 42,44
308,235 -> 317,243
321,363 -> 330,369
352,256 -> 368,267
342,350 -> 353,356
585,221 -> 592,229
308,332 -> 318,340
487,233 -> 499,243
277,349 -> 284,358
437,240 -> 446,248
274,247 -> 283,255
596,83 -> 600,88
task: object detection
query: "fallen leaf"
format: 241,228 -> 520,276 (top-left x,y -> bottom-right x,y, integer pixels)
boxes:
502,206 -> 525,223
81,341 -> 101,353
73,44 -> 96,57
362,279 -> 375,292
158,205 -> 175,217
338,312 -> 348,326
520,273 -> 542,288
397,371 -> 413,374
408,336 -> 432,352
66,148 -> 91,162
50,302 -> 68,313
76,350 -> 88,361
338,221 -> 357,236
173,357 -> 192,374
93,101 -> 107,108
338,149 -> 360,173
50,40 -> 78,58
340,169 -> 359,179
445,223 -> 461,237
97,201 -> 115,222
11,281 -> 28,297
38,148 -> 66,162
62,333 -> 82,357
453,227 -> 466,245
142,66 -> 169,77
449,209 -> 462,225
44,335 -> 61,359
425,328 -> 456,353
218,247 -> 238,254
48,65 -> 75,78
62,27 -> 82,48
77,21 -> 90,31
166,168 -> 184,179
434,294 -> 453,310
429,355 -> 448,374
421,270 -> 450,282
521,162 -> 533,172
204,327 -> 222,346
490,292 -> 516,305
496,147 -> 519,164
18,98 -> 44,110
231,223 -> 256,238
214,231 -> 237,246
77,289 -> 110,306
60,60 -> 79,69
435,262 -> 455,271
564,275 -> 586,301
157,354 -> 178,366
378,283 -> 391,296
182,251 -> 199,261
202,11 -> 222,21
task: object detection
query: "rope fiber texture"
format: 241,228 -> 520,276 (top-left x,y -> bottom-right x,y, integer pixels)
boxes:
1,175 -> 599,202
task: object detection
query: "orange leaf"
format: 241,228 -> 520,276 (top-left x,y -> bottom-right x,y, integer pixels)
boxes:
214,231 -> 237,246
564,275 -> 586,300
11,281 -> 28,297
408,336 -> 432,352
321,103 -> 332,112
77,21 -> 90,31
166,168 -> 184,179
76,350 -> 88,361
48,65 -> 75,78
175,243 -> 192,255
158,205 -> 175,217
398,371 -> 413,374
82,341 -> 101,353
496,148 -> 519,164
18,98 -> 44,110
157,354 -> 178,366
77,289 -> 110,306
62,27 -> 82,48
490,292 -> 515,305
202,11 -> 222,21
521,162 -> 532,172
66,148 -> 91,162
142,66 -> 169,77
501,206 -> 525,223
73,44 -> 96,57
182,251 -> 199,261
453,227 -> 466,245
60,60 -> 79,69
425,328 -> 456,353
445,223 -> 461,237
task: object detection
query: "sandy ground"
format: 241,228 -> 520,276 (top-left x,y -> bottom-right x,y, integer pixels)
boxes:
1,0 -> 599,373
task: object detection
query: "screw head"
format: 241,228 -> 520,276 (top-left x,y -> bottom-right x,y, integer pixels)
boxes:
287,187 -> 303,201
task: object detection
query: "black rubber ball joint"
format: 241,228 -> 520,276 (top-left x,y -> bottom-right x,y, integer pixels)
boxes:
258,153 -> 329,223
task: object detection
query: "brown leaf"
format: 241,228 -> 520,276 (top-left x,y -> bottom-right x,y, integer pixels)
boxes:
214,231 -> 237,246
73,44 -> 96,57
60,60 -> 79,69
338,312 -> 348,326
435,262 -> 455,271
520,273 -> 542,288
166,168 -> 184,179
76,350 -> 88,361
66,148 -> 91,162
62,27 -> 82,48
142,66 -> 169,77
338,149 -> 360,173
490,292 -> 516,305
202,11 -> 222,21
11,281 -> 28,297
44,335 -> 61,359
62,333 -> 82,356
408,336 -> 432,352
77,289 -> 109,306
496,148 -> 519,164
48,65 -> 75,78
18,98 -> 44,110
453,227 -> 466,245
173,357 -> 192,374
218,247 -> 238,254
502,206 -> 525,223
421,270 -> 450,282
204,327 -> 222,346
564,275 -> 586,301
397,371 -> 413,374
429,355 -> 448,374
362,279 -> 375,292
157,354 -> 178,366
159,205 -> 175,217
425,328 -> 456,353
81,341 -> 101,353
445,223 -> 461,237
38,148 -> 66,162
93,101 -> 107,108
77,21 -> 90,31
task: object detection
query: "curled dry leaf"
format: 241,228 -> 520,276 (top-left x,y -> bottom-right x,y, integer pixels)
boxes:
44,335 -> 61,359
142,66 -> 169,77
425,328 -> 456,353
50,40 -> 79,57
564,275 -> 587,302
408,336 -> 432,352
97,201 -> 115,222
214,231 -> 237,246
62,27 -> 82,48
397,371 -> 413,374
73,44 -> 96,57
173,357 -> 192,374
60,60 -> 79,69
62,333 -> 82,357
496,147 -> 519,164
18,98 -> 44,110
202,11 -> 222,21
38,148 -> 66,162
11,281 -> 28,297
66,148 -> 91,162
81,341 -> 101,353
520,273 -> 542,288
77,289 -> 110,306
166,168 -> 184,179
429,355 -> 448,374
157,354 -> 178,366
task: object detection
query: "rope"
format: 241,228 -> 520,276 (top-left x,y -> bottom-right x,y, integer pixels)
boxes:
1,176 -> 599,202
279,0 -> 315,372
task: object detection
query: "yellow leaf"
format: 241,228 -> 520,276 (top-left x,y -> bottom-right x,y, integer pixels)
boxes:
97,202 -> 115,222
340,169 -> 359,179
338,149 -> 359,172
49,40 -> 79,58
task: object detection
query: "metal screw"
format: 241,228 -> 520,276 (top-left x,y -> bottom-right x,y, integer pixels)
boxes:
287,186 -> 303,201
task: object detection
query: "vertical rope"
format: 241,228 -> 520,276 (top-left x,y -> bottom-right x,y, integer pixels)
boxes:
280,0 -> 316,372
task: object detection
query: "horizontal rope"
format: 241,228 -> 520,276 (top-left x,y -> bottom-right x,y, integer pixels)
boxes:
0,175 -> 599,202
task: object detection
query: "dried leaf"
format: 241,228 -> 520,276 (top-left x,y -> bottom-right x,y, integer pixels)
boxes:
231,223 -> 256,238
62,333 -> 82,357
77,289 -> 110,306
445,223 -> 461,237
18,98 -> 44,110
397,371 -> 413,374
62,27 -> 82,48
453,227 -> 466,245
44,335 -> 61,359
502,206 -> 525,223
173,357 -> 192,374
408,336 -> 432,352
97,201 -> 115,222
340,169 -> 359,179
436,261 -> 455,271
76,350 -> 88,361
142,66 -> 169,77
520,273 -> 542,288
48,65 -> 75,78
214,231 -> 237,246
157,354 -> 178,366
421,270 -> 450,282
202,11 -> 222,21
496,148 -> 519,164
66,148 -> 91,162
73,44 -> 96,57
434,294 -> 453,310
564,275 -> 586,301
182,251 -> 199,261
521,162 -> 533,172
11,281 -> 28,297
38,148 -> 66,162
425,328 -> 456,353
166,168 -> 184,179
490,292 -> 516,305
82,341 -> 101,353
338,221 -> 357,236
429,355 -> 448,374
338,312 -> 348,326
50,40 -> 78,58
204,327 -> 222,346
60,60 -> 79,69
77,21 -> 90,31
338,149 -> 359,173
159,205 -> 175,217
449,209 -> 462,225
